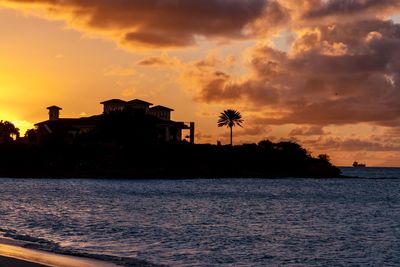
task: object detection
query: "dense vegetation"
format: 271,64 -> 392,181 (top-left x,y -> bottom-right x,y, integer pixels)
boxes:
0,120 -> 341,178
0,142 -> 340,179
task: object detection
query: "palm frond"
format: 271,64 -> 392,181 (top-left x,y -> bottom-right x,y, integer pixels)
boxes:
217,109 -> 244,128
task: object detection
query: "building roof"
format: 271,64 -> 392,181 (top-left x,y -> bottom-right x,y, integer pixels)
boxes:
100,99 -> 127,104
35,113 -> 189,131
150,105 -> 174,111
35,115 -> 102,127
47,105 -> 62,110
127,99 -> 153,106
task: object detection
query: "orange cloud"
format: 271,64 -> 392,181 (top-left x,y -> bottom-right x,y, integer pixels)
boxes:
289,126 -> 327,136
194,19 -> 400,127
1,0 -> 275,48
2,0 -> 400,165
304,0 -> 400,20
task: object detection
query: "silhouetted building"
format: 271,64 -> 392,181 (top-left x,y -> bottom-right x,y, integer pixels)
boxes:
100,99 -> 127,114
149,105 -> 174,121
35,99 -> 195,144
101,99 -> 155,114
127,99 -> 153,112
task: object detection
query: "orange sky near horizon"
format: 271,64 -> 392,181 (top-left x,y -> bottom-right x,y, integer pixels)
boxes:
1,1 -> 400,167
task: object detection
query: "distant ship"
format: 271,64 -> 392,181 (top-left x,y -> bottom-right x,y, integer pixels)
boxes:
353,161 -> 366,168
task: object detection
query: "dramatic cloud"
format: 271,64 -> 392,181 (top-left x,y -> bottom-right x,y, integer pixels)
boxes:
137,56 -> 172,66
304,0 -> 400,20
235,125 -> 271,137
196,18 -> 400,126
306,136 -> 400,152
289,126 -> 327,136
2,0 -> 400,165
3,0 -> 399,48
1,0 -> 279,48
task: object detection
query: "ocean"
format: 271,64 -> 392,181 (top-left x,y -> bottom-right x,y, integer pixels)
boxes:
0,168 -> 399,266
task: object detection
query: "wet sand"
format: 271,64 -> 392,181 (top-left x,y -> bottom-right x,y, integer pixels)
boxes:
0,238 -> 119,267
0,255 -> 50,267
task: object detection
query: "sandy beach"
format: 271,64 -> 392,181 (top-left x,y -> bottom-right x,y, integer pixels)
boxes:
0,255 -> 50,267
0,238 -> 119,267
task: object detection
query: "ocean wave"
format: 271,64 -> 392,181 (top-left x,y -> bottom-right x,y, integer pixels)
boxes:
0,228 -> 163,267
1,178 -> 399,266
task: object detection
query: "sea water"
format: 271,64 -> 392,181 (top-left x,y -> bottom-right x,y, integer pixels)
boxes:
0,168 -> 399,266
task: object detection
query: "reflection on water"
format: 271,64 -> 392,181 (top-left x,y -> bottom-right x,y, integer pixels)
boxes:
0,243 -> 117,267
0,174 -> 400,266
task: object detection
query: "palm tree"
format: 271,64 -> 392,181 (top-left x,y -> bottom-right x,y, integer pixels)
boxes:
218,109 -> 243,146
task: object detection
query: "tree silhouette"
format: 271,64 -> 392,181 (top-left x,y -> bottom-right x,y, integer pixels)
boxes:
218,109 -> 243,146
25,129 -> 38,143
0,120 -> 20,143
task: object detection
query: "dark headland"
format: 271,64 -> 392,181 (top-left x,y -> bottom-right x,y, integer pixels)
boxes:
0,141 -> 340,179
0,99 -> 341,179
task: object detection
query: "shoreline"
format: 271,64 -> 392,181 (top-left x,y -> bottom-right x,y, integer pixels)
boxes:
0,238 -> 120,267
0,255 -> 49,267
0,142 -> 342,179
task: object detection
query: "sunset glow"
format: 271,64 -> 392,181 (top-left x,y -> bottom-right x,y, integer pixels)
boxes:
1,0 -> 400,166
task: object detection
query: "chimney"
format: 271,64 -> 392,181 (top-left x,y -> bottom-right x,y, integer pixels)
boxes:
47,106 -> 62,121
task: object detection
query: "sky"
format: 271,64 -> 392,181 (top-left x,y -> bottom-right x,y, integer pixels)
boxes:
1,0 -> 400,166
